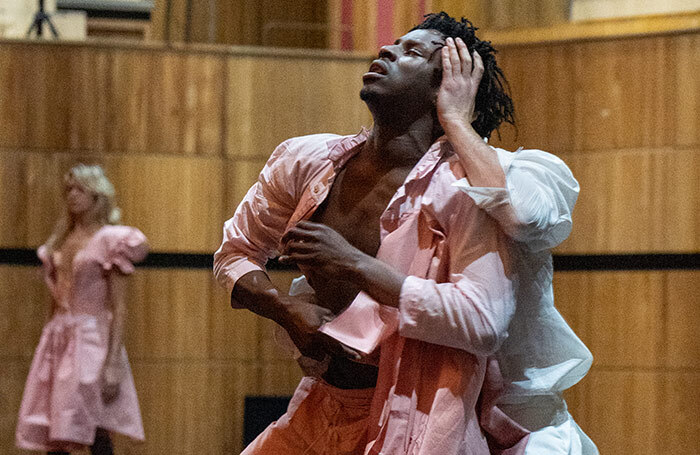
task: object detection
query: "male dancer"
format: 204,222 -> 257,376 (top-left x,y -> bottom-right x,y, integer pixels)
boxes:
215,12 -> 595,454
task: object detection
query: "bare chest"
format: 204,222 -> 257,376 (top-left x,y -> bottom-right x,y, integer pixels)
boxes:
54,231 -> 92,276
310,165 -> 409,257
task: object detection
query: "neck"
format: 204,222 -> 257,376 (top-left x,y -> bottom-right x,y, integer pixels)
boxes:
364,111 -> 441,168
71,214 -> 102,234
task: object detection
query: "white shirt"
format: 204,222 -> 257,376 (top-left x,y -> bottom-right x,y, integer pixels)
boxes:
454,146 -> 598,455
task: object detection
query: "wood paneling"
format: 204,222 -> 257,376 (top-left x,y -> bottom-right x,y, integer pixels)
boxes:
556,270 -> 700,454
106,50 -> 225,156
553,271 -> 666,368
224,56 -> 371,159
151,0 -> 329,48
666,271 -> 700,369
0,267 -> 46,358
431,0 -> 569,30
564,370 -> 700,455
0,44 -> 225,156
0,152 -> 60,248
126,269 -> 214,360
105,154 -> 225,252
0,361 -> 33,455
491,33 -> 700,153
0,151 -> 225,252
555,148 -> 699,254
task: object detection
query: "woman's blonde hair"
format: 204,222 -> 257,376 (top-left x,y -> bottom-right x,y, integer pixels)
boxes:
45,164 -> 121,253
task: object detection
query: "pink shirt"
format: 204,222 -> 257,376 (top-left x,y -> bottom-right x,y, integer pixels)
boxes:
214,129 -> 529,454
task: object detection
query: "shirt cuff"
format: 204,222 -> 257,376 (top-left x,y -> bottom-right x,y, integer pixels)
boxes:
452,179 -> 510,210
217,259 -> 266,307
397,275 -> 426,335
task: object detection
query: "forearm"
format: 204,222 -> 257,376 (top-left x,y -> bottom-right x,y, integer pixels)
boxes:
443,119 -> 506,188
231,270 -> 290,326
106,303 -> 125,365
347,254 -> 406,309
106,274 -> 128,366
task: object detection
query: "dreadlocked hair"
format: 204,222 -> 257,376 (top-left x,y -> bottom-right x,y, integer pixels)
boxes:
412,12 -> 515,139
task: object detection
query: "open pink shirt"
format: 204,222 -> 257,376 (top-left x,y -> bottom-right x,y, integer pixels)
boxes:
214,129 -> 529,454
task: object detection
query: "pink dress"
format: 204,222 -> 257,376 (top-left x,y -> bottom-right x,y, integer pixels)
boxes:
16,225 -> 148,452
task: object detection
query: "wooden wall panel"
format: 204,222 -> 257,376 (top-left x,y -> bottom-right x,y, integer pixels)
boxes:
431,0 -> 569,30
225,56 -> 372,159
666,271 -> 700,369
553,271 -> 666,368
555,148 -> 700,254
660,372 -> 700,454
126,270 -> 213,360
491,32 -> 700,153
0,44 -> 225,156
0,45 -> 108,152
0,267 -> 46,358
105,154 -> 224,252
0,152 -> 60,248
104,50 -> 225,156
490,43 -> 576,152
671,33 -> 700,147
0,151 -> 225,252
0,361 -> 33,455
556,270 -> 700,454
564,370 -> 700,455
125,361 -> 301,455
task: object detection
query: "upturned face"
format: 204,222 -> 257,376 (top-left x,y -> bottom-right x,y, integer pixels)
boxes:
64,177 -> 96,217
360,29 -> 445,107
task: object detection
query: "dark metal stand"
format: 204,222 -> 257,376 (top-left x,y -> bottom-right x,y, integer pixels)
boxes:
26,0 -> 59,39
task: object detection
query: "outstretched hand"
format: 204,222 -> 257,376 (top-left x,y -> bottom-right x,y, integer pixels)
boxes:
436,37 -> 484,131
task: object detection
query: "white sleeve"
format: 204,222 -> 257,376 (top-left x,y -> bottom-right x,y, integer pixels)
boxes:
454,148 -> 579,252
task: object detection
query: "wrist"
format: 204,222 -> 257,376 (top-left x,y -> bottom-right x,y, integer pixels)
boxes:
275,294 -> 298,329
442,117 -> 480,138
345,251 -> 372,284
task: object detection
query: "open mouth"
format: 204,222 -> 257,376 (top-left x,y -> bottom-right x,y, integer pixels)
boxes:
367,60 -> 388,75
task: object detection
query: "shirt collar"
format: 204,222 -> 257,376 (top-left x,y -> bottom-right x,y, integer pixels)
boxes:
326,127 -> 452,175
326,127 -> 370,168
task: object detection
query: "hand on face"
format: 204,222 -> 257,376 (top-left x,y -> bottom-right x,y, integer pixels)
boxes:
279,221 -> 364,279
436,37 -> 484,131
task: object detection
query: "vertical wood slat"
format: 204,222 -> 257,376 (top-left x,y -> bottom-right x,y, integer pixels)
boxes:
491,33 -> 700,153
564,370 -> 700,455
224,56 -> 372,160
556,270 -> 700,455
0,45 -> 225,156
555,148 -> 700,254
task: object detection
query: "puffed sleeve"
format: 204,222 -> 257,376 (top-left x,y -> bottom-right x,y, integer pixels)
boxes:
454,148 -> 579,252
101,226 -> 149,275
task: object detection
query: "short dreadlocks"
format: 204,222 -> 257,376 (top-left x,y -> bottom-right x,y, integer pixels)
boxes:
412,12 -> 515,139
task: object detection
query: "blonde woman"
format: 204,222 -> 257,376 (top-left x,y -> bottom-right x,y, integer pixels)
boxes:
16,165 -> 147,455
